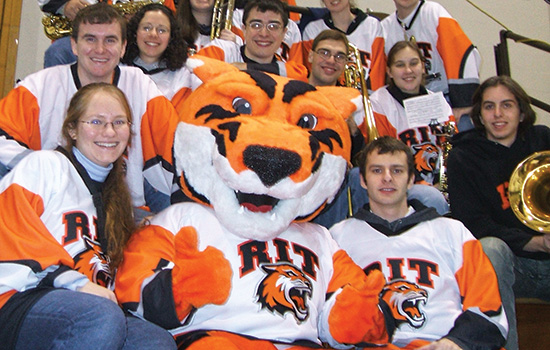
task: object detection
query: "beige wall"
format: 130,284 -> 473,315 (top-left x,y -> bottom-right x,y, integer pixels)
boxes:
15,0 -> 550,123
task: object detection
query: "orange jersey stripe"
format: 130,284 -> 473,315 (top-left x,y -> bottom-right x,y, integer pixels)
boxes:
0,86 -> 42,150
140,95 -> 178,168
369,36 -> 387,91
436,17 -> 474,80
456,239 -> 503,314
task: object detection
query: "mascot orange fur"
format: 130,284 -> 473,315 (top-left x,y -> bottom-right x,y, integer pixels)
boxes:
115,56 -> 397,350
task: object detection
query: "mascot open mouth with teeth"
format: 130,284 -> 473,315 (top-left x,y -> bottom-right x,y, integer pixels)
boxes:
115,56 -> 396,350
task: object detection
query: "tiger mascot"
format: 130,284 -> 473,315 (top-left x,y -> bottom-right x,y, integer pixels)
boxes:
115,56 -> 398,350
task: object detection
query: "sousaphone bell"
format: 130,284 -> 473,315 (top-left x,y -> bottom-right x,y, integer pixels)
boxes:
509,151 -> 550,233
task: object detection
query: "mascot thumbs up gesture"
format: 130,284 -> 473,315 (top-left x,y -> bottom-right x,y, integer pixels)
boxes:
115,56 -> 397,350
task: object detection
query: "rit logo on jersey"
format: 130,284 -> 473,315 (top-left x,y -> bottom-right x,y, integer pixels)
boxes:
62,211 -> 96,245
62,212 -> 111,287
239,238 -> 317,322
366,257 -> 438,329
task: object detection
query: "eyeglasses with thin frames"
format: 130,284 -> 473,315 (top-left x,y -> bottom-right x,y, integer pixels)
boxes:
79,119 -> 132,130
314,49 -> 348,64
246,21 -> 283,32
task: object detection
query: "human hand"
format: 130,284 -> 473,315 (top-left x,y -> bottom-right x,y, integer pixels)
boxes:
524,234 -> 550,253
77,281 -> 118,303
219,29 -> 238,43
416,338 -> 462,350
63,0 -> 89,21
543,233 -> 550,253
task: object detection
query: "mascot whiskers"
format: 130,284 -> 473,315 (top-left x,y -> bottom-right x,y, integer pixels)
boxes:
115,56 -> 397,350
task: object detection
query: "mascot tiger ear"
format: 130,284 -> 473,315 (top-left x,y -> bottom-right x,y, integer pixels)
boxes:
186,55 -> 239,83
315,86 -> 362,127
173,56 -> 360,240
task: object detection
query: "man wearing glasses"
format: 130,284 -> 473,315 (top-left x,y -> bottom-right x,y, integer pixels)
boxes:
307,29 -> 349,87
198,0 -> 308,81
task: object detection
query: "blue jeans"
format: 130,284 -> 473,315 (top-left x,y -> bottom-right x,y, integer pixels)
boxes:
456,114 -> 475,132
313,167 -> 449,228
15,289 -> 176,350
144,178 -> 171,213
480,237 -> 531,350
44,36 -> 77,68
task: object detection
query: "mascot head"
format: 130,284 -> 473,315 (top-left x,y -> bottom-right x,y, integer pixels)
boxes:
174,56 -> 361,240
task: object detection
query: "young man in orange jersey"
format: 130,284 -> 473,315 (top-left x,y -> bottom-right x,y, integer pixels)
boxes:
198,0 -> 308,81
330,136 -> 508,350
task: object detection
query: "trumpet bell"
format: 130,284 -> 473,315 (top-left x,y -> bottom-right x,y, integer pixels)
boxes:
509,151 -> 550,233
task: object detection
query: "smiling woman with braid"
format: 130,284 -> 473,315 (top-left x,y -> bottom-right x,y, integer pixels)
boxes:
0,83 -> 176,350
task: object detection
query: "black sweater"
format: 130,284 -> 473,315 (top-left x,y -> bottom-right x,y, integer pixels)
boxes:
447,125 -> 550,259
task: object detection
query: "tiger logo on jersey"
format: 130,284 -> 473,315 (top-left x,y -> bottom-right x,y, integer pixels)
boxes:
412,142 -> 440,185
380,279 -> 428,328
256,263 -> 313,322
74,236 -> 112,288
174,56 -> 359,241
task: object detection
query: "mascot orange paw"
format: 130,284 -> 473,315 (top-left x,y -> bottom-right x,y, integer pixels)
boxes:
328,269 -> 388,345
172,226 -> 232,319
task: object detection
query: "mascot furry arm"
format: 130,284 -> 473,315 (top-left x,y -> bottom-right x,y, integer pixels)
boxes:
115,55 -> 396,349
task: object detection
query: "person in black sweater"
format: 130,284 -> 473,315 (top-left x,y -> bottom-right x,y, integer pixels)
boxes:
447,75 -> 550,350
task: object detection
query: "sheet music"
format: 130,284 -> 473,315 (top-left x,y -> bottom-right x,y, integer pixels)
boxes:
404,92 -> 448,128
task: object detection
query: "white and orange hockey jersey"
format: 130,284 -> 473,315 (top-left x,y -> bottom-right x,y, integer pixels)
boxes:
128,60 -> 204,114
0,64 -> 178,207
115,203 -> 390,348
330,201 -> 508,349
0,149 -> 113,311
197,41 -> 308,81
381,0 -> 481,108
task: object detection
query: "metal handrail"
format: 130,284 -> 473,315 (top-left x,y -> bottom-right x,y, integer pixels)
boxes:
494,30 -> 550,113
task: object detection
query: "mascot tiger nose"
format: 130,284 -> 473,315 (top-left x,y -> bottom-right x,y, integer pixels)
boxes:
242,145 -> 301,188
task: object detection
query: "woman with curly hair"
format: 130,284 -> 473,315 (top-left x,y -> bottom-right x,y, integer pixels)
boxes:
123,3 -> 197,110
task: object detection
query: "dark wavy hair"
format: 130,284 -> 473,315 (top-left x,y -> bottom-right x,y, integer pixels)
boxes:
470,75 -> 536,137
62,83 -> 136,269
123,3 -> 187,70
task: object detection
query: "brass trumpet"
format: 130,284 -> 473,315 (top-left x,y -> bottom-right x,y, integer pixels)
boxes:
509,151 -> 550,233
42,0 -> 164,41
210,0 -> 235,40
344,43 -> 379,144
